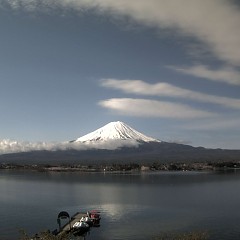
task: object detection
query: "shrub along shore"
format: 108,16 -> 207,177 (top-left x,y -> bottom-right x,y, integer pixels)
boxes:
1,161 -> 240,172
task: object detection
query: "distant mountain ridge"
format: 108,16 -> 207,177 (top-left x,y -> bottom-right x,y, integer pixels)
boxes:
0,121 -> 240,164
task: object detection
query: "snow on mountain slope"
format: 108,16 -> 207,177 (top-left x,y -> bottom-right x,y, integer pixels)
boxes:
75,121 -> 160,143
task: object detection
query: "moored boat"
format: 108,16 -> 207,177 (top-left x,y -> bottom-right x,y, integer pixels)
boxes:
80,216 -> 94,227
88,210 -> 101,227
72,221 -> 90,235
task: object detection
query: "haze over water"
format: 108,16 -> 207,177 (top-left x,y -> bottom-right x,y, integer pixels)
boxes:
1,170 -> 240,239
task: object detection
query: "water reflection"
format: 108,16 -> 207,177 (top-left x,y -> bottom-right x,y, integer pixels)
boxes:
1,170 -> 240,239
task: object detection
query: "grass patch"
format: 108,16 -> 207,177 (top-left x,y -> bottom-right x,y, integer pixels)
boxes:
153,231 -> 208,240
19,229 -> 69,240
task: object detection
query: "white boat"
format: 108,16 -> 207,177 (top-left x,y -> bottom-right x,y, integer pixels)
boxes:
72,221 -> 90,235
80,216 -> 93,226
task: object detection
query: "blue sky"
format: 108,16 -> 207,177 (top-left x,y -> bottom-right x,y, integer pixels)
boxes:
0,0 -> 240,150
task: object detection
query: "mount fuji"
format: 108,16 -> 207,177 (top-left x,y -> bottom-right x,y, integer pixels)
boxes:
74,121 -> 160,144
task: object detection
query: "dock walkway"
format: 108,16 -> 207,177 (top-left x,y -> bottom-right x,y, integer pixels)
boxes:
55,210 -> 101,237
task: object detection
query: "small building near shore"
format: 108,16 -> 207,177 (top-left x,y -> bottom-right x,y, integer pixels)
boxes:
141,165 -> 150,171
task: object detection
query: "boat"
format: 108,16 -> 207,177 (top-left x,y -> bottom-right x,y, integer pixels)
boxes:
80,216 -> 94,227
72,221 -> 90,236
88,210 -> 101,227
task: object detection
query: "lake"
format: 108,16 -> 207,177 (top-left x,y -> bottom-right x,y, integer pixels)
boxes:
1,169 -> 240,239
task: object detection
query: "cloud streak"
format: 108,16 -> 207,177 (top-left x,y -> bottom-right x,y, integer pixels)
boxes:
182,117 -> 240,131
101,79 -> 240,110
169,65 -> 240,86
2,0 -> 240,66
99,98 -> 215,119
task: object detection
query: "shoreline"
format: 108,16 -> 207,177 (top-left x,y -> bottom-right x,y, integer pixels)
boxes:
1,161 -> 240,173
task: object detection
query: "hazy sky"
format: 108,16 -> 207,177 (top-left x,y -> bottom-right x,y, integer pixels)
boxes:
0,0 -> 240,150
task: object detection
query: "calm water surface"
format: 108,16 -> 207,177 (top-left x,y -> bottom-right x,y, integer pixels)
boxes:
1,170 -> 240,239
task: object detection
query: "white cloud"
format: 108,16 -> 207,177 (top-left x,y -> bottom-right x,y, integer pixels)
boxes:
167,139 -> 192,145
72,139 -> 139,150
2,0 -> 240,66
0,138 -> 139,154
101,79 -> 240,109
99,98 -> 215,119
169,65 -> 240,86
0,140 -> 72,154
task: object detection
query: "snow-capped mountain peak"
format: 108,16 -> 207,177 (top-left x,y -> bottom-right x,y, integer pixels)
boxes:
74,121 -> 160,143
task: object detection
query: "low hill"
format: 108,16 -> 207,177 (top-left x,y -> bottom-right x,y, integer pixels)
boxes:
1,141 -> 240,165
